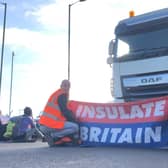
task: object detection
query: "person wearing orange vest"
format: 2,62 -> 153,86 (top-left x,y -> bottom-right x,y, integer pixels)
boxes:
39,79 -> 79,147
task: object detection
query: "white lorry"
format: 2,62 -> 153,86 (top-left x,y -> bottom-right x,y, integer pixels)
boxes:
107,8 -> 168,102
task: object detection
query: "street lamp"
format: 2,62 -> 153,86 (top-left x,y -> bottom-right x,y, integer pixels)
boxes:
9,51 -> 14,117
0,2 -> 7,98
68,0 -> 86,81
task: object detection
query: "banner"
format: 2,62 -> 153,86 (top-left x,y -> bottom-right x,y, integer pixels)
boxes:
69,96 -> 168,148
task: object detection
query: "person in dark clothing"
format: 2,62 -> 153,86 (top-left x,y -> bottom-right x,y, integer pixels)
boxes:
0,123 -> 8,141
58,94 -> 77,122
0,110 -> 9,141
4,107 -> 38,142
39,79 -> 79,147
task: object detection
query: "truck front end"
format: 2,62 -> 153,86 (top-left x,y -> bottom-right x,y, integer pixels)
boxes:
107,8 -> 168,102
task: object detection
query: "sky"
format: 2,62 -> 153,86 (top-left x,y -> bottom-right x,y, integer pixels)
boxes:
0,0 -> 167,117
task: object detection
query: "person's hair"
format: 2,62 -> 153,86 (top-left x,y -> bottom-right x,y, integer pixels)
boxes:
24,107 -> 32,116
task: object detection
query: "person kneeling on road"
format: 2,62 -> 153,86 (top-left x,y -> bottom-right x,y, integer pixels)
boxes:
39,79 -> 79,147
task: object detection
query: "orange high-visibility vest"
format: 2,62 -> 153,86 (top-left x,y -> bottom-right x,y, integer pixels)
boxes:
39,89 -> 67,129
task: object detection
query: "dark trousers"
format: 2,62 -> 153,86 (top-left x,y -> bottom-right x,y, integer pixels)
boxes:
0,124 -> 7,141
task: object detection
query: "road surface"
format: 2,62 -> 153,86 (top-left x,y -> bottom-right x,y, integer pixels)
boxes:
0,141 -> 168,168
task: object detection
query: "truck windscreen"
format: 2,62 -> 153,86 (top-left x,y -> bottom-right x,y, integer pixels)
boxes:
117,28 -> 168,59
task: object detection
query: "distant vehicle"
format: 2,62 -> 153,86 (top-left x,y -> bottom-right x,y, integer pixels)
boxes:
107,8 -> 168,102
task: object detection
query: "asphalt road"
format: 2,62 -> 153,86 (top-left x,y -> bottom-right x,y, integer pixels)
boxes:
0,141 -> 168,168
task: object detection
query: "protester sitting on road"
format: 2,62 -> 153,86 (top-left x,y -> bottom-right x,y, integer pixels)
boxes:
0,110 -> 10,125
0,110 -> 10,141
3,107 -> 38,142
39,79 -> 80,147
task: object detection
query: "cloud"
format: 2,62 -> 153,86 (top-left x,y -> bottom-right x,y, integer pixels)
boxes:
1,26 -> 68,115
6,28 -> 61,49
4,27 -> 67,62
26,0 -> 68,31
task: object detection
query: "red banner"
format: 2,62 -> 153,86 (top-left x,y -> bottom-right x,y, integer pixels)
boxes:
69,96 -> 168,124
68,96 -> 168,148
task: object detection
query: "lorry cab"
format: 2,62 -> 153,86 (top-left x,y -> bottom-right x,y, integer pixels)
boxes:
107,8 -> 168,102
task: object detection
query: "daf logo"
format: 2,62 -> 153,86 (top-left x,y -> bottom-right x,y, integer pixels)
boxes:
141,77 -> 162,84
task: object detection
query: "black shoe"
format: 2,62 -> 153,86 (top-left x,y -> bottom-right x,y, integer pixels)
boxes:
42,137 -> 47,142
45,134 -> 62,147
45,134 -> 55,147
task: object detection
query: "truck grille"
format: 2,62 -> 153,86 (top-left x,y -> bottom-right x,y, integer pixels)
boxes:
121,72 -> 168,101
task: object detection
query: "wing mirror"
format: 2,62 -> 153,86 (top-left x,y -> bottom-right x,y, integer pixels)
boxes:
107,40 -> 116,66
